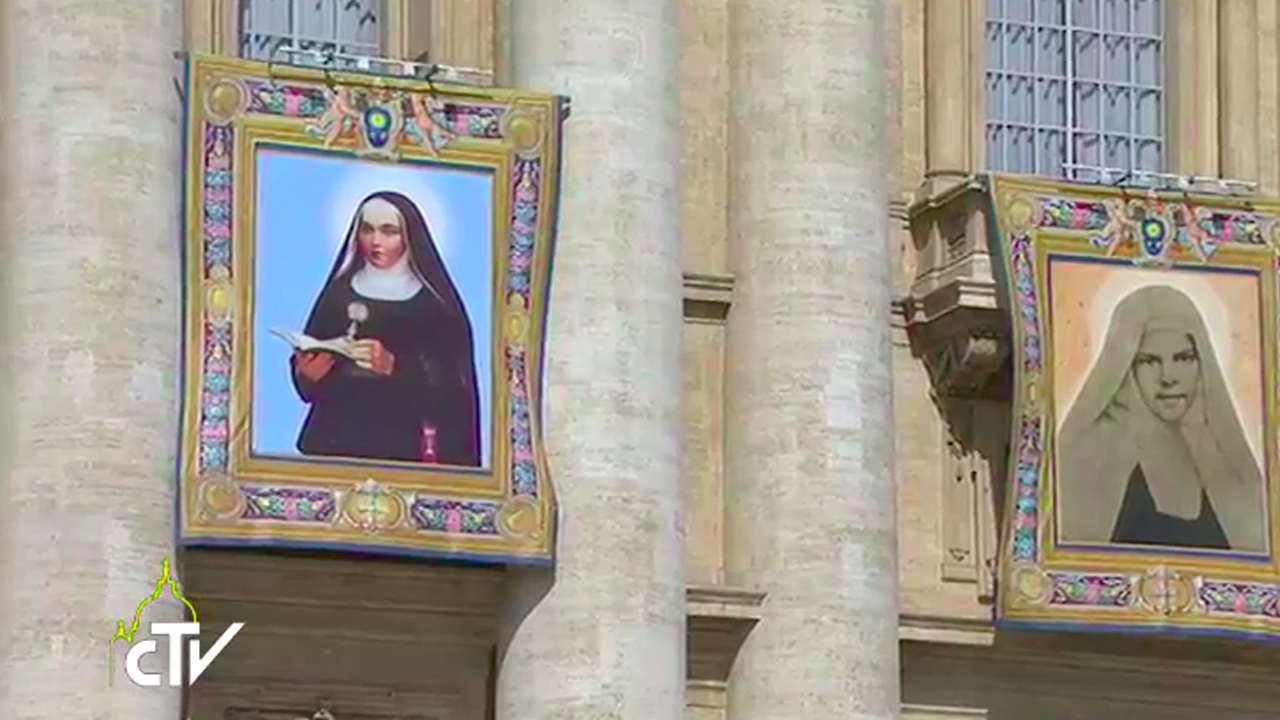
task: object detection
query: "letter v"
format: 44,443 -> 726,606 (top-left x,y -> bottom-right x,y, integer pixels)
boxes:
188,622 -> 245,685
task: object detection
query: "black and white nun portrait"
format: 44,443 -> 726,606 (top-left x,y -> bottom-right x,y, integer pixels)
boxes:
290,191 -> 482,467
1056,285 -> 1266,553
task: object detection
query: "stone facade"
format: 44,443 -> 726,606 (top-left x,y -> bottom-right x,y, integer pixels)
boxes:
5,1 -> 1280,719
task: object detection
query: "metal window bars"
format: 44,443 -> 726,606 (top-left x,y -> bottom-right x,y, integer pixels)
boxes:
984,0 -> 1165,180
239,0 -> 492,86
241,0 -> 381,69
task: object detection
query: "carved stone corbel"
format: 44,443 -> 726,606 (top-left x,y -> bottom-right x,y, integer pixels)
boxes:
686,585 -> 765,686
904,176 -> 1011,400
921,326 -> 1006,399
906,177 -> 1012,602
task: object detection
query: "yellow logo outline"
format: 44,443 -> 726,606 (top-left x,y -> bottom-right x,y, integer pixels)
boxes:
107,558 -> 199,687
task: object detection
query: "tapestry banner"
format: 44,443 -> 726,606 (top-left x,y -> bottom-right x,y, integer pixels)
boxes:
180,55 -> 561,563
992,174 -> 1280,637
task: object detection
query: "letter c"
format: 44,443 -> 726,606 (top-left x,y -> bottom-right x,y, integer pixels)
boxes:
125,640 -> 161,687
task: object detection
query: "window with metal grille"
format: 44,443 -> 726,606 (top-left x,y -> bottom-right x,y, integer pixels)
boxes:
241,0 -> 381,67
984,0 -> 1164,181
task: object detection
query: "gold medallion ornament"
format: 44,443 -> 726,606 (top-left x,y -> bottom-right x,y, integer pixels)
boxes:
205,271 -> 233,324
1024,379 -> 1041,409
498,497 -> 541,538
1010,565 -> 1049,606
205,79 -> 247,124
504,293 -> 531,343
1137,566 -> 1194,616
342,479 -> 406,534
1006,195 -> 1037,231
500,106 -> 544,158
198,477 -> 245,521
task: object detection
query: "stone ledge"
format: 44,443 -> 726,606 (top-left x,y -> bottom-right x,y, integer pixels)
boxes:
682,272 -> 734,324
903,704 -> 988,719
687,584 -> 766,683
903,639 -> 1280,712
688,584 -> 766,617
890,197 -> 912,222
685,679 -> 728,710
182,549 -> 504,616
190,678 -> 460,720
899,613 -> 995,647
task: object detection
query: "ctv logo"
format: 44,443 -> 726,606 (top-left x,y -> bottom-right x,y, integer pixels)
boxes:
108,558 -> 244,688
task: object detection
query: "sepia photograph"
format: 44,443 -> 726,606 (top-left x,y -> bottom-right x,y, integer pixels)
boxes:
1051,261 -> 1268,554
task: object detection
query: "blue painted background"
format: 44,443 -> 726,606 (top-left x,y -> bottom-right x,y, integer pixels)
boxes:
250,146 -> 495,467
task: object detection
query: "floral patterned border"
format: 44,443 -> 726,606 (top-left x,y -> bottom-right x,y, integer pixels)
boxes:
993,176 -> 1280,634
180,56 -> 559,563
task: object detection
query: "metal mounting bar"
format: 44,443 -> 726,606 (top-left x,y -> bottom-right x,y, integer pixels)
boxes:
1062,164 -> 1260,196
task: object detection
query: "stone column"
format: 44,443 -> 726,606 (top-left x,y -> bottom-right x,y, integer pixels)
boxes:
1167,0 -> 1219,176
924,0 -> 976,188
495,2 -> 685,719
724,0 -> 900,718
1219,0 -> 1259,182
1255,0 -> 1280,194
0,1 -> 183,718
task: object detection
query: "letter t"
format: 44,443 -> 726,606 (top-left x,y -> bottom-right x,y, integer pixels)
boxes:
149,622 -> 201,687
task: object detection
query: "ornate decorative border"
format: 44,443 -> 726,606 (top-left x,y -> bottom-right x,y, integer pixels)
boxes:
991,175 -> 1280,636
179,55 -> 561,563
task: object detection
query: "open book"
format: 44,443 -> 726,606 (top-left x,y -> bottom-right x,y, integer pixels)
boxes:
270,329 -> 358,360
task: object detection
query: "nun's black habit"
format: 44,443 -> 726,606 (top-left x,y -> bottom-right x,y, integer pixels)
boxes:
290,191 -> 482,467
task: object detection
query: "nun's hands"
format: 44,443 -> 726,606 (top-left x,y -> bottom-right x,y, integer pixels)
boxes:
352,339 -> 396,376
295,351 -> 335,382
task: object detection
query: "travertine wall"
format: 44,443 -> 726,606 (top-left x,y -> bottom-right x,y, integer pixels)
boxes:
0,1 -> 185,718
173,2 -> 1280,720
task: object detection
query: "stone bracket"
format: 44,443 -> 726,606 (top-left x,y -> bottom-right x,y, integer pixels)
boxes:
686,584 -> 766,683
904,176 -> 1011,400
899,613 -> 995,647
914,313 -> 1008,399
905,175 -> 1011,611
683,272 -> 734,324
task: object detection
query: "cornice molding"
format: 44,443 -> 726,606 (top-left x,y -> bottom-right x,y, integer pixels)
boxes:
686,584 -> 766,682
682,271 -> 734,324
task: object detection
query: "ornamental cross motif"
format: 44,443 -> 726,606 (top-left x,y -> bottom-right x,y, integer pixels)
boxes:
1145,565 -> 1177,616
349,478 -> 396,534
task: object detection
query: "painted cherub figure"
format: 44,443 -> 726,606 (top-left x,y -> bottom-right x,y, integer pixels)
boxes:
307,86 -> 361,147
406,92 -> 456,157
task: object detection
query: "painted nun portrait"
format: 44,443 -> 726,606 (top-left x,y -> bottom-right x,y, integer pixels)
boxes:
1056,285 -> 1267,553
289,191 -> 482,467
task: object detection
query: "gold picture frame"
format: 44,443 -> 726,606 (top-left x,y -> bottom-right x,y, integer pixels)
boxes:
179,55 -> 561,563
993,174 -> 1280,637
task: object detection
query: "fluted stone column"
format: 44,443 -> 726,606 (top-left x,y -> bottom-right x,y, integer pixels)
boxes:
1168,0 -> 1219,176
0,1 -> 183,718
725,1 -> 900,719
1219,0 -> 1259,182
1255,0 -> 1280,194
495,2 -> 685,719
925,0 -> 976,185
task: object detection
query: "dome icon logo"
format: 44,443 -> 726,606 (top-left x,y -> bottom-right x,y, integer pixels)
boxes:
107,558 -> 244,687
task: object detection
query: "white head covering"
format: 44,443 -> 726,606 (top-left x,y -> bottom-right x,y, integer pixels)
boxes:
340,197 -> 426,302
1056,285 -> 1266,552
